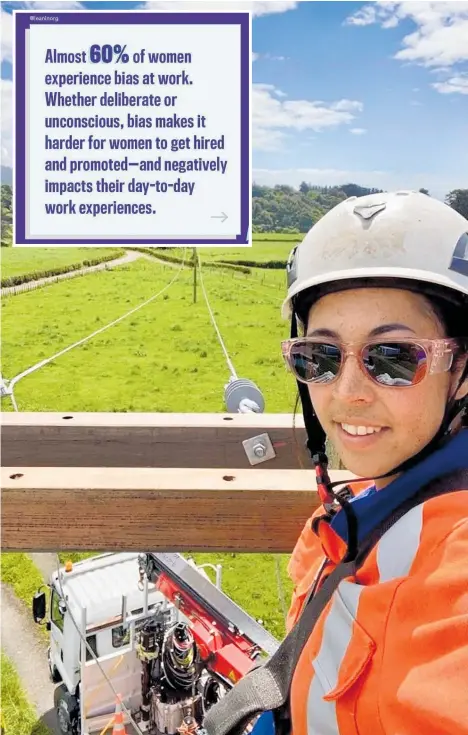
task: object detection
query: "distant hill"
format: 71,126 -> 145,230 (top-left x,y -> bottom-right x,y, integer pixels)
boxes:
1,182 -> 12,245
2,179 -> 465,246
252,182 -> 384,233
1,167 -> 13,185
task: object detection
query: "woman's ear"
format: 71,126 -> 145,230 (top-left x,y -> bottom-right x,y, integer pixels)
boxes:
455,378 -> 468,401
454,358 -> 468,401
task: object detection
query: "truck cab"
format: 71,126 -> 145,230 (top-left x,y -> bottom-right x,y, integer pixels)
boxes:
32,552 -> 191,734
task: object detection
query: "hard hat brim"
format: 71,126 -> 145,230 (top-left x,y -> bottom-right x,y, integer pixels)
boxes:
282,266 -> 468,319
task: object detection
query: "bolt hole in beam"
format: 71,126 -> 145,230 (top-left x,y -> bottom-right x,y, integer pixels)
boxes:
62,415 -> 74,420
223,417 -> 234,421
1,466 -> 358,551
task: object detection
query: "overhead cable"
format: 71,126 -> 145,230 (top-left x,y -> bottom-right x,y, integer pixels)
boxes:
196,251 -> 238,380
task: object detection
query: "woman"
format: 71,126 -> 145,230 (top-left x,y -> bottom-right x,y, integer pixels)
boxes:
205,191 -> 468,735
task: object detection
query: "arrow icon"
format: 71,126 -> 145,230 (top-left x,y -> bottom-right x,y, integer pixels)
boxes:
211,212 -> 228,223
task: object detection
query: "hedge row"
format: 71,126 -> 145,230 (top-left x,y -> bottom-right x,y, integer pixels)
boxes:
217,258 -> 287,270
251,237 -> 301,242
131,247 -> 252,275
129,247 -> 189,266
1,250 -> 126,287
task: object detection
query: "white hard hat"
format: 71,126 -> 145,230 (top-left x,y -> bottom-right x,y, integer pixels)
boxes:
283,190 -> 468,320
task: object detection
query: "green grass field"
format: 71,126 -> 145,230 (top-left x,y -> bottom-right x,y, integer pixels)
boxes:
200,243 -> 296,264
158,237 -> 302,266
1,653 -> 52,735
0,554 -> 50,642
252,233 -> 303,241
1,258 -> 295,413
1,247 -> 124,280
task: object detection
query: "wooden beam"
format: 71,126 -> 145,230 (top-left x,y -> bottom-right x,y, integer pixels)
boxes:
1,412 -> 310,469
1,467 -> 355,552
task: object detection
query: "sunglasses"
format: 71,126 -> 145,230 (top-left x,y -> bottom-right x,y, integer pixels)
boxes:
281,337 -> 460,388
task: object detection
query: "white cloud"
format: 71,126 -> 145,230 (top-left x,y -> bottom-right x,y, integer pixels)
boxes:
263,52 -> 287,61
331,99 -> 363,112
350,128 -> 367,135
253,84 -> 363,151
252,166 -> 459,201
253,51 -> 288,62
253,127 -> 288,151
433,74 -> 468,95
1,79 -> 13,168
141,1 -> 298,16
345,3 -> 380,27
252,51 -> 259,61
1,2 -> 84,63
1,9 -> 13,64
345,1 -> 468,90
19,0 -> 83,5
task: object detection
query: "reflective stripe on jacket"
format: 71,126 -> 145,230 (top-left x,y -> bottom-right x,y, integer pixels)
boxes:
287,468 -> 468,734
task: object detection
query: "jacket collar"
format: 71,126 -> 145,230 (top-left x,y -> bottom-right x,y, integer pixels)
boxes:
314,428 -> 468,564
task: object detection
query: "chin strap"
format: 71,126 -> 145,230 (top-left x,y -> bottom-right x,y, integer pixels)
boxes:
291,311 -> 359,561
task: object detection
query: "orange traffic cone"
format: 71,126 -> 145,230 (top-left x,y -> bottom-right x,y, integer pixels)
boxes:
112,695 -> 127,735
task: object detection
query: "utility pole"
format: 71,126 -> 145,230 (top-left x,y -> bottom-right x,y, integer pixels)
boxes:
193,248 -> 197,303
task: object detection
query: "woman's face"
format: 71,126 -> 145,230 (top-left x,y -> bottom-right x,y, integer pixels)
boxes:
306,288 -> 467,487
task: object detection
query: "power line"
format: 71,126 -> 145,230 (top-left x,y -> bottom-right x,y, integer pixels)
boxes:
196,251 -> 238,380
231,276 -> 283,303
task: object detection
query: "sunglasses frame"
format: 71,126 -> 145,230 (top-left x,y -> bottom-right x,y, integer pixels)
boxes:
281,337 -> 461,387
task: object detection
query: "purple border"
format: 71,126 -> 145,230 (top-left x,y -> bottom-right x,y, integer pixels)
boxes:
14,11 -> 250,246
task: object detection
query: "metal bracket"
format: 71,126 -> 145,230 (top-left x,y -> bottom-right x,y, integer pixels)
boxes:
242,433 -> 276,466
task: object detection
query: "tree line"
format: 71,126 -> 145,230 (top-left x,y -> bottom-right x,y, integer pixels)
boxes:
1,182 -> 468,245
252,183 -> 468,233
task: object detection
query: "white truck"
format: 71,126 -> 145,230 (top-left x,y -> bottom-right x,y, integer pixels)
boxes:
32,552 -> 278,735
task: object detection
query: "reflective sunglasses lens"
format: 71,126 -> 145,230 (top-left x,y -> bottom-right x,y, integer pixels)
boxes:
364,342 -> 428,386
290,342 -> 342,383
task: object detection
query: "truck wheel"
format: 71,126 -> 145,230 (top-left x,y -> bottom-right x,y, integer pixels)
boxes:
47,646 -> 62,683
54,685 -> 79,735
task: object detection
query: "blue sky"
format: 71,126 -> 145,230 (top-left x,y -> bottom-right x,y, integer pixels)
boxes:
1,0 -> 467,199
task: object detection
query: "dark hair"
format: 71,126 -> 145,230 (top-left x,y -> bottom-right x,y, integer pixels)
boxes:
424,293 -> 465,340
424,294 -> 468,384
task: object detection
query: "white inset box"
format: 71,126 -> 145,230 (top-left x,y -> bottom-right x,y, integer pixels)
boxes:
14,10 -> 252,246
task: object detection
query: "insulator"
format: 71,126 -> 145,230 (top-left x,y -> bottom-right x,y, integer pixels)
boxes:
224,378 -> 265,414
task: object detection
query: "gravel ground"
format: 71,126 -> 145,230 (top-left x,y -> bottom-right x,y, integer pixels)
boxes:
29,553 -> 59,584
1,582 -> 59,733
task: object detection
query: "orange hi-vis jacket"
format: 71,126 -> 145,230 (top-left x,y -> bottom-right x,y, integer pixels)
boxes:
286,451 -> 468,734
